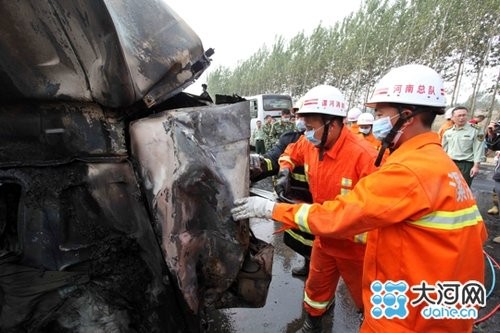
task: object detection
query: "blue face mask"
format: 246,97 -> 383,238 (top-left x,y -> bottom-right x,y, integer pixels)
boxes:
295,119 -> 306,131
372,114 -> 398,140
304,125 -> 324,146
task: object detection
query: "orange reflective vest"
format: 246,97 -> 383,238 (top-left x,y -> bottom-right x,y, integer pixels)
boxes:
273,132 -> 487,332
278,127 -> 379,259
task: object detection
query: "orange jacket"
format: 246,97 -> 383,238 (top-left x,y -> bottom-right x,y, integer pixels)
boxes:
357,131 -> 383,151
348,123 -> 360,134
278,126 -> 379,259
273,132 -> 487,332
437,120 -> 453,140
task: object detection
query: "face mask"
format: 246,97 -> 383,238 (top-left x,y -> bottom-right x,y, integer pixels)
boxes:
295,119 -> 306,131
283,117 -> 290,122
304,125 -> 324,146
359,127 -> 371,135
372,114 -> 399,140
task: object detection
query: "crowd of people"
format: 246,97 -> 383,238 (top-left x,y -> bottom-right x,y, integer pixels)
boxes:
235,64 -> 497,333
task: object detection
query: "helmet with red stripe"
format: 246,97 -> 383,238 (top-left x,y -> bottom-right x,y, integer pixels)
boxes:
297,85 -> 347,117
366,64 -> 446,113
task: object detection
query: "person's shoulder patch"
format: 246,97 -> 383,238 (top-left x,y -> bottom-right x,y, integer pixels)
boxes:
477,133 -> 485,142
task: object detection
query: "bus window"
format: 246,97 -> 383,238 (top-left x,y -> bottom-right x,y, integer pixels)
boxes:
249,100 -> 258,119
262,95 -> 292,111
247,94 -> 293,134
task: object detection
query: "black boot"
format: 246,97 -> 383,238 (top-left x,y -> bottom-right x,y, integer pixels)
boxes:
296,313 -> 322,333
292,258 -> 310,276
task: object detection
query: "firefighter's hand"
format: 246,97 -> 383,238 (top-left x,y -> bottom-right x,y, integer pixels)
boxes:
231,197 -> 275,221
275,169 -> 291,196
249,154 -> 264,180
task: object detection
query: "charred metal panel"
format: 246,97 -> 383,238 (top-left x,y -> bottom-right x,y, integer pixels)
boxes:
0,0 -> 268,331
0,99 -> 199,331
0,161 -> 194,331
130,102 -> 253,313
0,0 -> 208,107
0,102 -> 126,167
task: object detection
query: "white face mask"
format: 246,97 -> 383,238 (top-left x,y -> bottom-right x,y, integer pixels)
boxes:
374,113 -> 409,148
372,116 -> 392,140
304,125 -> 325,146
372,114 -> 400,140
359,127 -> 371,135
295,119 -> 306,131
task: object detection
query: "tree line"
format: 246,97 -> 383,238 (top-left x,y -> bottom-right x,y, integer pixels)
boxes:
206,0 -> 499,118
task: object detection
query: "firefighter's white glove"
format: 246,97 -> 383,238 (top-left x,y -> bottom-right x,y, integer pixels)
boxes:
231,196 -> 275,221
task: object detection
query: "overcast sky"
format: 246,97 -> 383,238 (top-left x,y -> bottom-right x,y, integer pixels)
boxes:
167,0 -> 364,94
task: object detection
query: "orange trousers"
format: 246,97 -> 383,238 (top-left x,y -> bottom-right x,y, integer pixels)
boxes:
304,240 -> 364,316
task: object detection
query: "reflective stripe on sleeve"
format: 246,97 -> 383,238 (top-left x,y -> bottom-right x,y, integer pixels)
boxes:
295,204 -> 312,233
410,205 -> 482,230
285,229 -> 314,246
278,156 -> 295,169
291,172 -> 307,183
263,158 -> 273,172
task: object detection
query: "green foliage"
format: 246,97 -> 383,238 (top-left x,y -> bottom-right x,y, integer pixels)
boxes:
207,0 -> 499,111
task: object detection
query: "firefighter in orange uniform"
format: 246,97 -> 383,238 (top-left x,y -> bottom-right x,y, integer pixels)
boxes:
273,85 -> 379,332
346,107 -> 362,134
232,64 -> 487,333
356,112 -> 381,150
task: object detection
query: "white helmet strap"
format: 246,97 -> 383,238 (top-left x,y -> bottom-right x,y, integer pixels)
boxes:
318,119 -> 332,161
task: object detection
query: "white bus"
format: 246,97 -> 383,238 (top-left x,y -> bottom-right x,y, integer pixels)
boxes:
246,94 -> 293,133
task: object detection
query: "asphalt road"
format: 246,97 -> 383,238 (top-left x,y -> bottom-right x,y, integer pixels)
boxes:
206,162 -> 499,333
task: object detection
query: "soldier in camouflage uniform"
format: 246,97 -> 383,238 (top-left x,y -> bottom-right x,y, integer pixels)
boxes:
262,115 -> 274,152
269,109 -> 296,147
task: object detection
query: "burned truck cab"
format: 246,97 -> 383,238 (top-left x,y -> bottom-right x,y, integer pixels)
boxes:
0,1 -> 272,332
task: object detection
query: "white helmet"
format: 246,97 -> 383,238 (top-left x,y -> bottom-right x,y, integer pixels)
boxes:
347,107 -> 362,122
366,64 -> 446,111
297,85 -> 347,117
444,107 -> 454,120
357,112 -> 374,125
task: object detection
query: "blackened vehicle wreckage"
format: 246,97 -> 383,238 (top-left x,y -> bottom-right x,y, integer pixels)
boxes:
0,1 -> 273,332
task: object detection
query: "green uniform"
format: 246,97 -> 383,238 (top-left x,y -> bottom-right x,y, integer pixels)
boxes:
262,123 -> 274,151
251,127 -> 266,154
442,123 -> 485,185
269,120 -> 296,147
